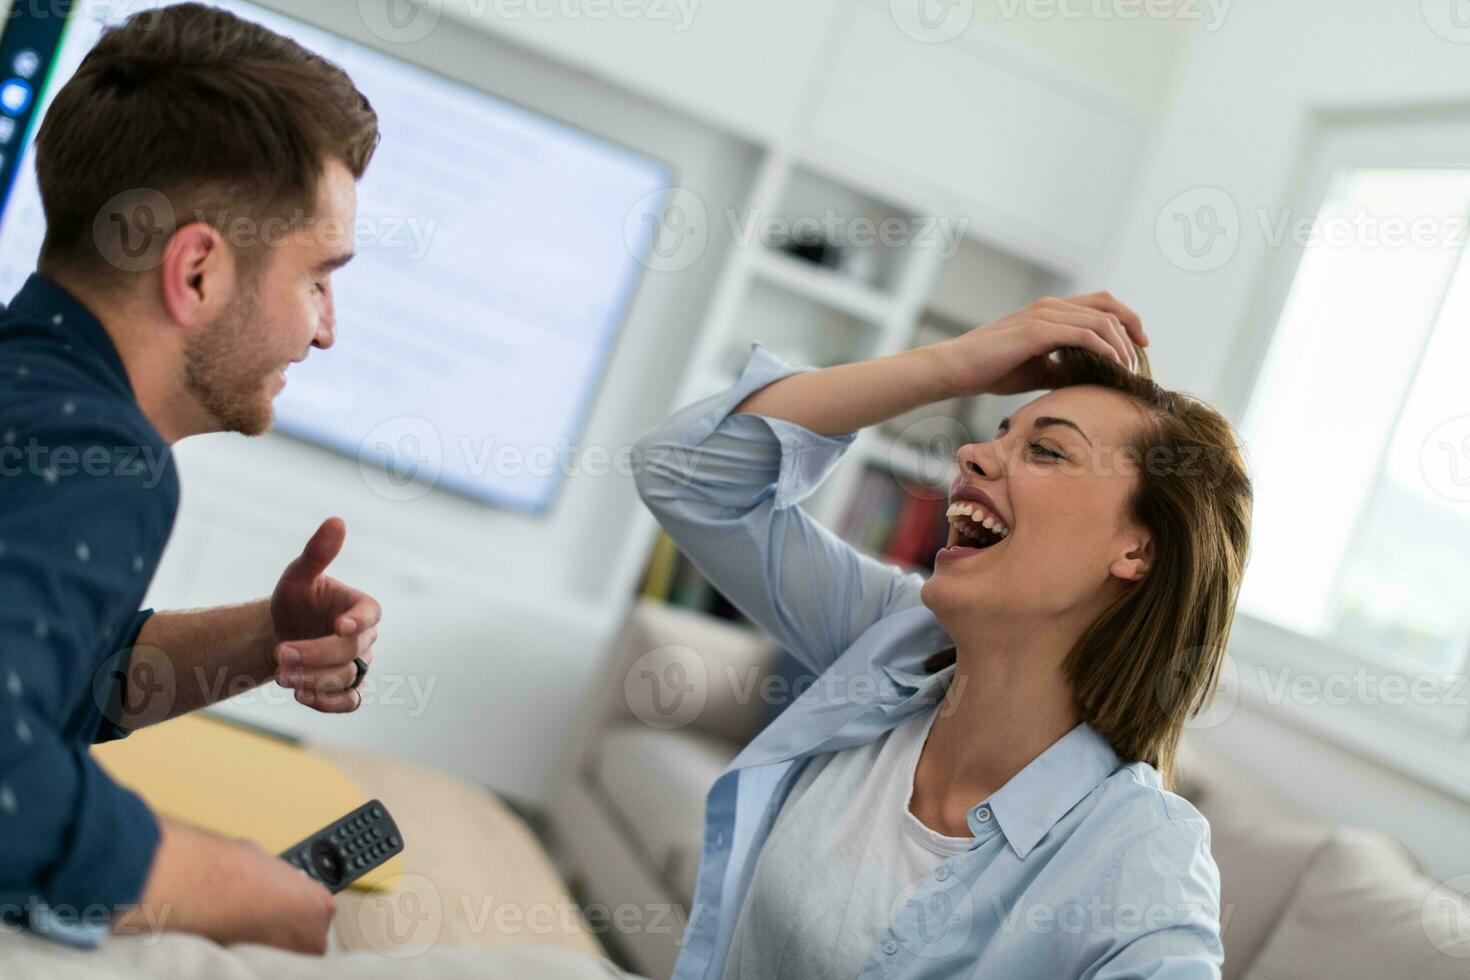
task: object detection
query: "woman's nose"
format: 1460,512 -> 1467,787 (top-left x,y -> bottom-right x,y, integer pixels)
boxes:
956,440 -> 998,479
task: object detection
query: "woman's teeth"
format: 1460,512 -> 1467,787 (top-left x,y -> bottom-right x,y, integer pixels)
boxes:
945,502 -> 1010,547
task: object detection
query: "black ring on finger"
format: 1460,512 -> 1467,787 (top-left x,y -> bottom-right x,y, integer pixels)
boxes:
350,656 -> 369,691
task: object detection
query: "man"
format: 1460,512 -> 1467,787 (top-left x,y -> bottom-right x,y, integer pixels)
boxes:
0,7 -> 640,977
0,1 -> 382,956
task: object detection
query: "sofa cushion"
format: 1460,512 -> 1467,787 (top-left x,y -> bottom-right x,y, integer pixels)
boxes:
316,744 -> 606,960
614,600 -> 778,744
595,723 -> 738,904
1175,739 -> 1333,978
1242,828 -> 1470,980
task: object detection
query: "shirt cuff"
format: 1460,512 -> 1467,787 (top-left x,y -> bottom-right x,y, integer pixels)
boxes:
703,344 -> 860,509
92,609 -> 155,745
35,751 -> 161,941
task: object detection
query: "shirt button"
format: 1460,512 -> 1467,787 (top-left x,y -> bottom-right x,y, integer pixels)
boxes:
975,806 -> 992,823
882,939 -> 898,955
935,866 -> 951,881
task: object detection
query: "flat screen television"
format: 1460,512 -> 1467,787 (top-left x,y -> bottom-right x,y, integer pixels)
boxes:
0,0 -> 673,514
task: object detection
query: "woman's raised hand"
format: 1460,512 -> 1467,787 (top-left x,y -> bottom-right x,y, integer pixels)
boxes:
934,292 -> 1149,397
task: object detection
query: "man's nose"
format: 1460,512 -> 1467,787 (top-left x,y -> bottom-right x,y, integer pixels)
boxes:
313,309 -> 336,351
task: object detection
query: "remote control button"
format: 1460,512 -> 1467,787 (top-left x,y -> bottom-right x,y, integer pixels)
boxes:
372,806 -> 383,819
389,835 -> 401,848
372,828 -> 383,839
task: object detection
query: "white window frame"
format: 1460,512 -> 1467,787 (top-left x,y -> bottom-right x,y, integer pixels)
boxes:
1219,109 -> 1470,800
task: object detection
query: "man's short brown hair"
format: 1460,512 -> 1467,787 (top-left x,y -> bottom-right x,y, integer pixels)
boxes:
35,2 -> 380,280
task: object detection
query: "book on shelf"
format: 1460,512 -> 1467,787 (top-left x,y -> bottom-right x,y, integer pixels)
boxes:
839,465 -> 950,573
639,532 -> 745,623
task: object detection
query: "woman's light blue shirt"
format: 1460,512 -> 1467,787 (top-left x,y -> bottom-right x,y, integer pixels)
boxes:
633,345 -> 1224,980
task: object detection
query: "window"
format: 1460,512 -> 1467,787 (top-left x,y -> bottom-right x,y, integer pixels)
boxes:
1240,165 -> 1470,685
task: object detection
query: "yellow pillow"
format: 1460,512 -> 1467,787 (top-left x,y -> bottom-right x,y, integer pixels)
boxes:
93,712 -> 401,891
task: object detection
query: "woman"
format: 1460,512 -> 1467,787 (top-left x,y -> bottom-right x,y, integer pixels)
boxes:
634,292 -> 1250,979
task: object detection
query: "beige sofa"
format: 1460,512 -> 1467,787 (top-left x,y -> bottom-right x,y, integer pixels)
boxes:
0,734 -> 625,978
554,599 -> 1470,979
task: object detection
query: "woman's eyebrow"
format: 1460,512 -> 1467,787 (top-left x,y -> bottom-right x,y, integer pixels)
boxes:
999,415 -> 1094,447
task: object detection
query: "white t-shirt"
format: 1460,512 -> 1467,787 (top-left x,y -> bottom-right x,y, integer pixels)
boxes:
721,707 -> 971,980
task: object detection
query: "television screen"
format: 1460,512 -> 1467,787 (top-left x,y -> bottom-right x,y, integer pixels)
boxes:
0,0 -> 673,514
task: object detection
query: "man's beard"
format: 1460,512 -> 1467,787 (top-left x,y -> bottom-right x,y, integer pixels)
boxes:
182,283 -> 277,436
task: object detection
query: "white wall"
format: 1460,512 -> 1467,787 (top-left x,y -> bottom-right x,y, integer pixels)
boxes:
966,2 -> 1200,121
146,0 -> 760,805
1090,0 -> 1470,879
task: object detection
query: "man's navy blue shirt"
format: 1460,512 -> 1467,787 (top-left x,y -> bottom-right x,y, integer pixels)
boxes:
0,275 -> 178,934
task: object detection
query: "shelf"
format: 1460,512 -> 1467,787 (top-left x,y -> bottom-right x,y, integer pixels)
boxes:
862,434 -> 959,488
750,248 -> 902,325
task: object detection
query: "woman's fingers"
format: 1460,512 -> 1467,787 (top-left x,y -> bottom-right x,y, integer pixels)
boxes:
1029,305 -> 1135,370
1067,291 -> 1148,347
1035,321 -> 1124,367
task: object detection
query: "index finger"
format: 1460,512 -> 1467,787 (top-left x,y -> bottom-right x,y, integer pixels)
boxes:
1068,291 -> 1148,347
335,597 -> 381,636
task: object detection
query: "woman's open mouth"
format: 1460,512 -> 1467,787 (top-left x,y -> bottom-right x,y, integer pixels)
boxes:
935,501 -> 1010,562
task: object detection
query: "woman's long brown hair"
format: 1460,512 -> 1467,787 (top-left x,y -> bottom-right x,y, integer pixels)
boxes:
924,345 -> 1253,790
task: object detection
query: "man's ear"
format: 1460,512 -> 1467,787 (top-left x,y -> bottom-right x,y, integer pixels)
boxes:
1110,531 -> 1153,583
158,222 -> 233,329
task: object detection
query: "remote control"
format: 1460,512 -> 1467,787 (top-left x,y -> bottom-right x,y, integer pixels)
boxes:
279,799 -> 404,893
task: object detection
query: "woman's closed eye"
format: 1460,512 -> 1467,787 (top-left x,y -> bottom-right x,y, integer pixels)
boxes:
1028,441 -> 1064,461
